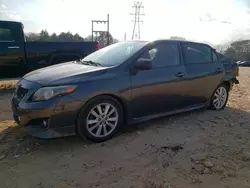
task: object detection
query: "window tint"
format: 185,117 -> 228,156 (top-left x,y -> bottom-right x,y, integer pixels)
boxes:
183,43 -> 212,64
0,27 -> 14,42
140,43 -> 180,68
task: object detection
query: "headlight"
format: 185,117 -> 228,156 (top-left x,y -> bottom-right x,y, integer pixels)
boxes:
31,85 -> 77,101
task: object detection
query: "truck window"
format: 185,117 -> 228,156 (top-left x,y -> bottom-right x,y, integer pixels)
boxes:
0,27 -> 14,42
183,43 -> 212,64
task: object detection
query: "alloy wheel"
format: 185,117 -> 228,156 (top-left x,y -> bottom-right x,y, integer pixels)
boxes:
212,86 -> 228,110
86,103 -> 119,138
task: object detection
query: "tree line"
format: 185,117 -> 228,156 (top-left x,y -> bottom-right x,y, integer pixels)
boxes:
220,40 -> 250,62
25,30 -> 85,41
212,40 -> 250,62
25,30 -> 250,62
25,29 -> 119,48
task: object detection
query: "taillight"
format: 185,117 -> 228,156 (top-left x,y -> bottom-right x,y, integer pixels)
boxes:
96,43 -> 100,50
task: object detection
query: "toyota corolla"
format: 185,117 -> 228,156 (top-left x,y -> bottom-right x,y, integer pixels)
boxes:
11,40 -> 239,142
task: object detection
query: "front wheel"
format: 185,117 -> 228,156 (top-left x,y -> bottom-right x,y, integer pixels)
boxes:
210,84 -> 229,110
77,96 -> 123,142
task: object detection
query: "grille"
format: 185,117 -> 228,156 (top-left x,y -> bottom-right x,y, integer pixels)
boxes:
16,86 -> 28,99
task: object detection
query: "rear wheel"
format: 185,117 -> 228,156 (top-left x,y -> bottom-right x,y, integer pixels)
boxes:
77,96 -> 123,142
210,84 -> 229,110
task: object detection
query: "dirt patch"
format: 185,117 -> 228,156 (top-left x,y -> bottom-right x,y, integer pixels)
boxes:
0,68 -> 250,188
0,78 -> 19,90
0,90 -> 14,121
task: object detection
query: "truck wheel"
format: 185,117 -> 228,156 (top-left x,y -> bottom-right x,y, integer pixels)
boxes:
210,84 -> 229,110
77,96 -> 123,142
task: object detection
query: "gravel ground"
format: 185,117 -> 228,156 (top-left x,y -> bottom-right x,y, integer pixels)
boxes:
0,78 -> 19,90
0,68 -> 250,188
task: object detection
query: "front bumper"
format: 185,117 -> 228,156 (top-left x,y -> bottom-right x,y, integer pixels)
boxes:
11,79 -> 81,139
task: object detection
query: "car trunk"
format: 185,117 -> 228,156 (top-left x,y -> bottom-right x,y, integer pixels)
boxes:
217,52 -> 239,77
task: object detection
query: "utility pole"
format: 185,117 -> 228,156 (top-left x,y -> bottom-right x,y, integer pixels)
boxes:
130,2 -> 144,40
91,14 -> 110,46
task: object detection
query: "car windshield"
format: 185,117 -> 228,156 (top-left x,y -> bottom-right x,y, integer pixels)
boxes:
80,41 -> 148,67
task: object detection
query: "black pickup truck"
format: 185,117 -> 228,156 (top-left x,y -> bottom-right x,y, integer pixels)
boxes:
0,20 -> 99,77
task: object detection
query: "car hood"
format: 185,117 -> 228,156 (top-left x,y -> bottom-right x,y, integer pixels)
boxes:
23,61 -> 108,85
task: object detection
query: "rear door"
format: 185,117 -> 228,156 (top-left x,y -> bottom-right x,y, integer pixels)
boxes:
0,22 -> 25,77
130,41 -> 189,118
181,42 -> 224,105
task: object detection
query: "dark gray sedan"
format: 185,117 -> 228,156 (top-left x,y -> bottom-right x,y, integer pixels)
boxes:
12,40 -> 239,142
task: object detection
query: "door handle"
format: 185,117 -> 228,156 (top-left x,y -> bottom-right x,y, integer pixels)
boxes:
8,46 -> 20,49
175,72 -> 185,77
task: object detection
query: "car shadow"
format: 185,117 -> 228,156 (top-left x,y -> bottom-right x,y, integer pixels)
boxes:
0,106 -> 250,158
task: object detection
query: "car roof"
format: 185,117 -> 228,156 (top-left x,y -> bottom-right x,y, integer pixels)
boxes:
0,20 -> 22,25
126,39 -> 211,47
153,39 -> 210,46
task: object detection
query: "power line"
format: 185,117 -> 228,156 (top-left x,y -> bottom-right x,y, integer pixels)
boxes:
130,1 -> 145,40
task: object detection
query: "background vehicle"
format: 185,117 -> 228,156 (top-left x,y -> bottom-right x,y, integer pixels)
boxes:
237,61 -> 250,67
0,20 -> 99,77
12,40 -> 239,142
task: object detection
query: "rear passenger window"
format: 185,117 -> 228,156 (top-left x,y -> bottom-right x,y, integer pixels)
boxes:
212,51 -> 219,63
183,43 -> 212,64
140,43 -> 180,68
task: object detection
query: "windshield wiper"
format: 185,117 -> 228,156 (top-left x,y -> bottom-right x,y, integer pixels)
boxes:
80,60 -> 102,67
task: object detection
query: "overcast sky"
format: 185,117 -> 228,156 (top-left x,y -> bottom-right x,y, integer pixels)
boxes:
1,0 -> 250,44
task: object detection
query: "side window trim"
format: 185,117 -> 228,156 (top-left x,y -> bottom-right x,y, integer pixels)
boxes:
182,42 -> 213,64
177,42 -> 184,66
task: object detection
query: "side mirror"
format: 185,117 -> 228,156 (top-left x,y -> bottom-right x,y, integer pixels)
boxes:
134,58 -> 152,70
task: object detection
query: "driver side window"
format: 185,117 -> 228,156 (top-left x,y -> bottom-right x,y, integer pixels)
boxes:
139,43 -> 180,68
140,48 -> 157,60
148,48 -> 157,60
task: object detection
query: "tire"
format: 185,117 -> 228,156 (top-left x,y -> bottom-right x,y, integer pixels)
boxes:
210,84 -> 229,110
77,96 -> 123,142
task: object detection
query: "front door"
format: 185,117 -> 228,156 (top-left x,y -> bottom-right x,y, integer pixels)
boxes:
181,43 -> 224,105
130,42 -> 188,118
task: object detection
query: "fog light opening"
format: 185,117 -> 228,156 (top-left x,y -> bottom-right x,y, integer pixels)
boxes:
42,120 -> 48,128
28,118 -> 50,129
